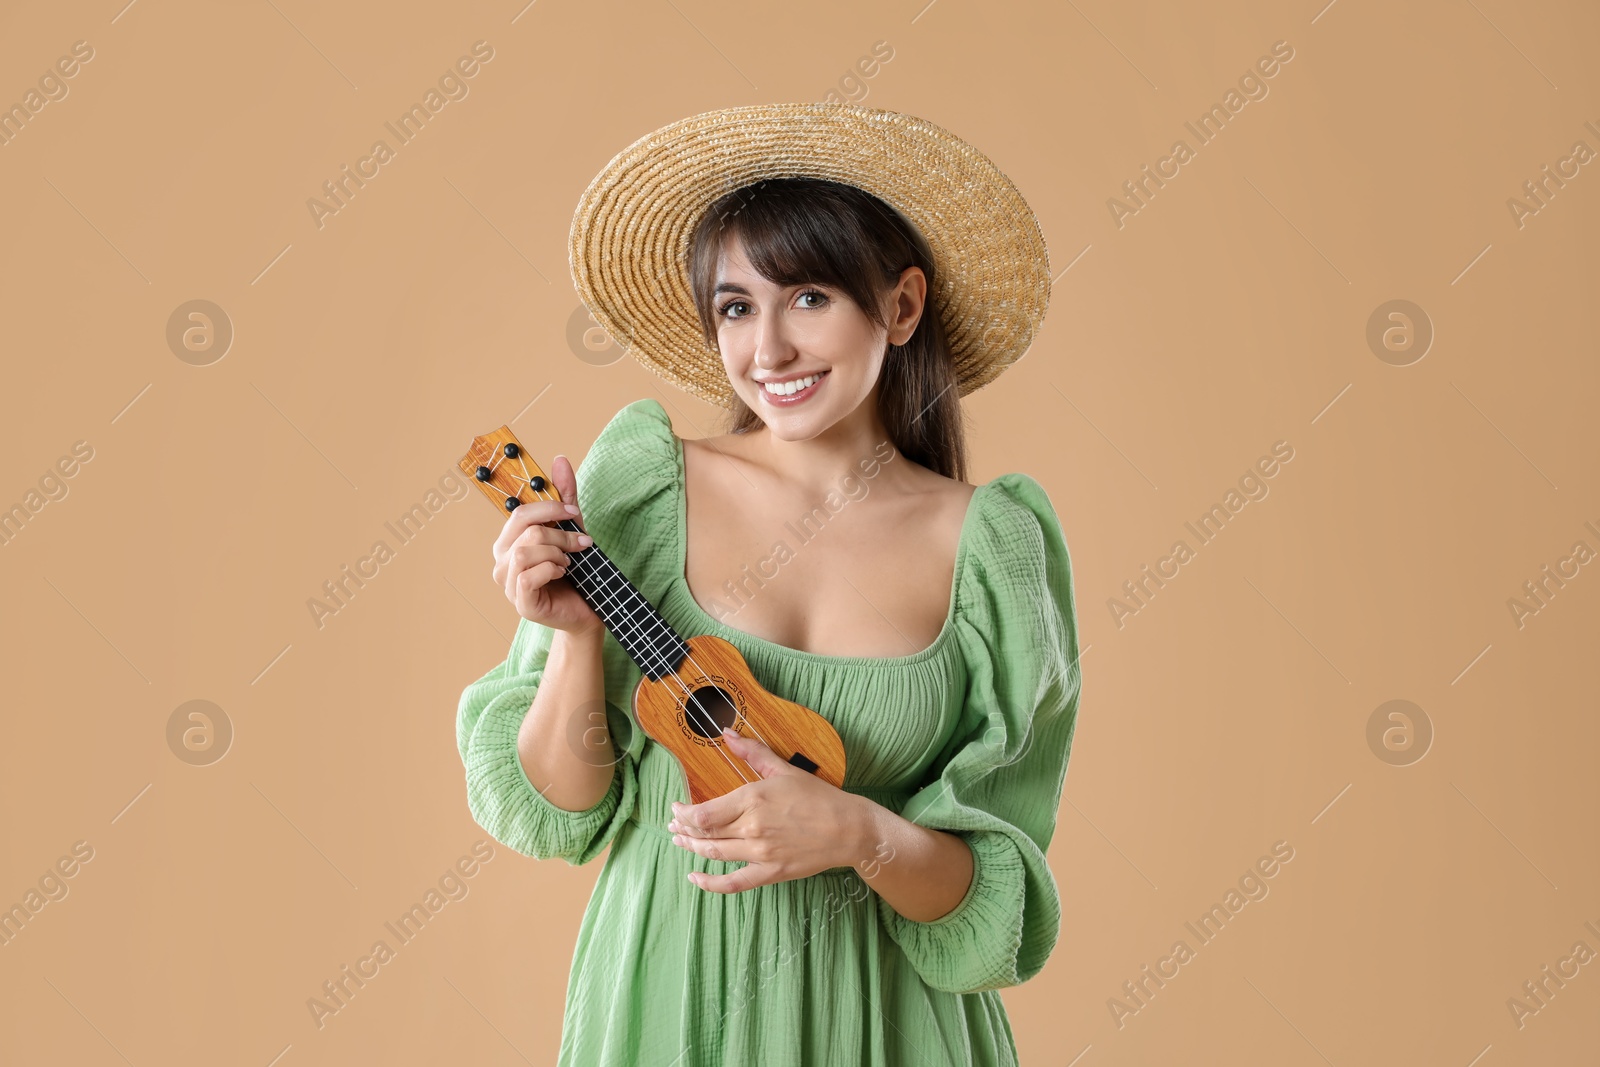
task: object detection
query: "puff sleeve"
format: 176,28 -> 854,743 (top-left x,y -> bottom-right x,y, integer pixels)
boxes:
455,399 -> 680,865
875,473 -> 1083,993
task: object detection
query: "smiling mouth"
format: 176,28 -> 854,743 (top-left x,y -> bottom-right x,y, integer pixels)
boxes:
759,370 -> 830,400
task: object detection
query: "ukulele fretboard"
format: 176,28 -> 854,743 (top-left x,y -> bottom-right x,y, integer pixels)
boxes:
550,517 -> 690,680
459,426 -> 691,681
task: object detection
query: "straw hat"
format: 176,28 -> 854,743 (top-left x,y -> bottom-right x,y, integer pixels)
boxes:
567,103 -> 1052,409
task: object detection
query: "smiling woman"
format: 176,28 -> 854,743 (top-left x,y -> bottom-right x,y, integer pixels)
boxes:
457,102 -> 1080,1067
685,175 -> 970,481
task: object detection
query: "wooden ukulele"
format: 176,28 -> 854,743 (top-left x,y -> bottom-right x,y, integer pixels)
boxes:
458,425 -> 847,804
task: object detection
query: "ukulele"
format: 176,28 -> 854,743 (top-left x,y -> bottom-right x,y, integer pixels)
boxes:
458,425 -> 847,804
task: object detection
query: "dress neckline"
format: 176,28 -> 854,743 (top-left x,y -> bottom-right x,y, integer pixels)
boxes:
665,422 -> 986,667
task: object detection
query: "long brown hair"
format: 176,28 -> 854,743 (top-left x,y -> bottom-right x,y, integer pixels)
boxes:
685,177 -> 969,483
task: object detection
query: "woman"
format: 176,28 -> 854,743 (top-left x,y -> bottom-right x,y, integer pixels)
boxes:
457,103 -> 1083,1065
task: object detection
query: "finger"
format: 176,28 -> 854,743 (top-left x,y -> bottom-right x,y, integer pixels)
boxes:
689,865 -> 775,894
671,792 -> 750,837
505,547 -> 568,598
720,729 -> 801,780
512,523 -> 592,557
549,454 -> 585,531
497,542 -> 565,588
671,833 -> 754,864
511,560 -> 566,606
508,543 -> 569,573
495,497 -> 579,558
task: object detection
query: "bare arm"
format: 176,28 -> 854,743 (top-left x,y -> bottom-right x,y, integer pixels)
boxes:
515,627 -> 616,812
848,799 -> 975,923
491,452 -> 616,813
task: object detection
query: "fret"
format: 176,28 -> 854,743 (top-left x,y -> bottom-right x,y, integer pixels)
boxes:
458,427 -> 690,681
553,518 -> 690,679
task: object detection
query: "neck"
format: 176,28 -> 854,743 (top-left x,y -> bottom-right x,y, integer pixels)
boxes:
747,397 -> 899,498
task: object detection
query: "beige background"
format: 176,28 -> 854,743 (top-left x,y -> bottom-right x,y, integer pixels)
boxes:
1,0 -> 1596,1064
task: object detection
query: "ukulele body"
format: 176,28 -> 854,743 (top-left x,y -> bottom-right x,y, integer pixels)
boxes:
632,634 -> 846,804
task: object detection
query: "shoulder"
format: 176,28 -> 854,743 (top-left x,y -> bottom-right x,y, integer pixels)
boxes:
956,472 -> 1076,631
896,462 -> 979,534
576,398 -> 681,495
967,473 -> 1069,580
582,398 -> 678,468
574,398 -> 681,543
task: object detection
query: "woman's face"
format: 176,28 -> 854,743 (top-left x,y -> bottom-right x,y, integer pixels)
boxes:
712,232 -> 922,440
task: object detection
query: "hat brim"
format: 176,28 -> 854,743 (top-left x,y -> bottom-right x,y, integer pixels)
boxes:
568,102 -> 1051,408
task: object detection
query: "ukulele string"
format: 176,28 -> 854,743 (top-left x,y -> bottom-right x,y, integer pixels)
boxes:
500,457 -> 763,786
511,480 -> 748,755
496,447 -> 779,770
489,451 -> 729,747
502,453 -> 761,756
518,483 -> 754,785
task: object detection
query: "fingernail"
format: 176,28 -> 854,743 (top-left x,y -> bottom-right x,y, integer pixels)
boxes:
578,534 -> 594,547
565,504 -> 580,514
721,727 -> 739,738
672,834 -> 686,847
666,819 -> 680,833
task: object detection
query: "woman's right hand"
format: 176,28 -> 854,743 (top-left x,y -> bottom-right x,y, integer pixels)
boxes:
491,453 -> 603,638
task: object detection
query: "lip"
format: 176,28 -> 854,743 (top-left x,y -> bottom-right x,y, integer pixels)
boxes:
757,369 -> 829,406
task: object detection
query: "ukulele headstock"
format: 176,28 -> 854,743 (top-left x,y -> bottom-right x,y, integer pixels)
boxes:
458,426 -> 561,514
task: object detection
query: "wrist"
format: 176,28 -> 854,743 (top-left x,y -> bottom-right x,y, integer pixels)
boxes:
552,623 -> 606,657
844,794 -> 889,877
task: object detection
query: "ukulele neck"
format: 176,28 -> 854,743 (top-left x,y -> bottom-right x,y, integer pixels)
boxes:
456,424 -> 689,680
551,517 -> 689,679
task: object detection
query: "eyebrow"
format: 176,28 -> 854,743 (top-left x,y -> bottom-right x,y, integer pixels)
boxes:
713,280 -> 822,296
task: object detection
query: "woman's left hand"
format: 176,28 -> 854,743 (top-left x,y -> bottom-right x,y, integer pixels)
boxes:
668,728 -> 873,893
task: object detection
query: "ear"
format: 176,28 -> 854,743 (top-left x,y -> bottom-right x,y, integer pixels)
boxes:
888,265 -> 926,345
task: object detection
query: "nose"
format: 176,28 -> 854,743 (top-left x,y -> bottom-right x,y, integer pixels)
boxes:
753,308 -> 797,371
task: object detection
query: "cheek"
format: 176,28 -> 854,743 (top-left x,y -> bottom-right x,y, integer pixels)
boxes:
832,320 -> 882,366
720,345 -> 751,384
835,328 -> 883,379
713,329 -> 737,365
717,324 -> 750,362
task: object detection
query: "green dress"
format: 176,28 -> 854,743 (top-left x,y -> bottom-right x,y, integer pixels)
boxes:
456,399 -> 1083,1066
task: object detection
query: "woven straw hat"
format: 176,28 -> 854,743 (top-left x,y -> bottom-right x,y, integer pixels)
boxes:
567,103 -> 1051,409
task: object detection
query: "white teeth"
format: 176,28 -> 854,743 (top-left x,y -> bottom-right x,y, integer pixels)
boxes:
763,372 -> 823,396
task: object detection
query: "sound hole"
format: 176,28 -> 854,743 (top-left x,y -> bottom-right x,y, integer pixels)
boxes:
681,686 -> 738,739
